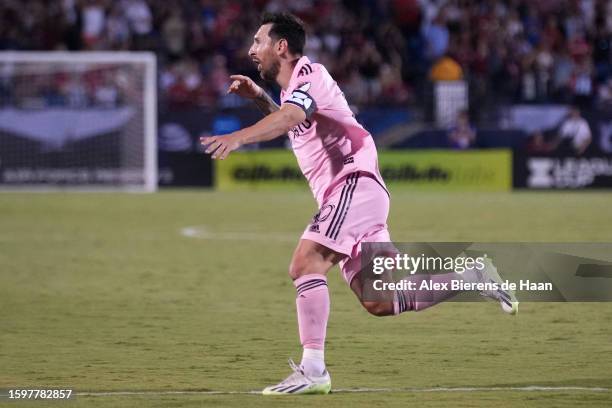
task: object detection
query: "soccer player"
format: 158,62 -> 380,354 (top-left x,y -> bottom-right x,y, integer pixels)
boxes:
201,12 -> 517,395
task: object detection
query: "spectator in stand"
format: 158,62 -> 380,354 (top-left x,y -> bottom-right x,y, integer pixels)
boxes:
423,12 -> 449,62
379,63 -> 411,104
447,109 -> 476,149
81,0 -> 106,49
0,0 -> 609,111
551,106 -> 592,155
161,9 -> 186,58
597,78 -> 612,113
429,53 -> 463,81
123,0 -> 153,49
104,3 -> 130,50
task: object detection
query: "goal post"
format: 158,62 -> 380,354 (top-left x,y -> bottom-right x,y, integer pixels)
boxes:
0,52 -> 157,192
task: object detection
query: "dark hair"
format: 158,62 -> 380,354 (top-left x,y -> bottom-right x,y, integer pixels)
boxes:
260,12 -> 305,55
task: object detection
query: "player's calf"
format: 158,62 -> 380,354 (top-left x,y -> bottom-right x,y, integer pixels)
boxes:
351,272 -> 459,316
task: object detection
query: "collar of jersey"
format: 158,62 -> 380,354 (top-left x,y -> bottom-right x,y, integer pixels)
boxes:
282,55 -> 311,96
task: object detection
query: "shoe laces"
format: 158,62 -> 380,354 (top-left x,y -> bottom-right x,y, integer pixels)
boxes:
279,359 -> 311,385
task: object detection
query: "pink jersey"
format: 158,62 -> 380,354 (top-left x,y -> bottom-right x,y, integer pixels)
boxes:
280,56 -> 387,205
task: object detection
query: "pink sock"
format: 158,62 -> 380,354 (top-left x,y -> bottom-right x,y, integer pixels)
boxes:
393,273 -> 459,314
294,274 -> 329,351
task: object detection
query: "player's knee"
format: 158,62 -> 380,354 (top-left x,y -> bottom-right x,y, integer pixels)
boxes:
289,249 -> 331,280
362,301 -> 393,317
288,255 -> 313,280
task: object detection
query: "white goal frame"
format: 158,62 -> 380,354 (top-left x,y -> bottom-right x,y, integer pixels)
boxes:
0,51 -> 157,192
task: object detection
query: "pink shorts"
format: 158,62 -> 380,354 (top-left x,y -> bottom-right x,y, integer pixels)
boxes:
301,171 -> 391,285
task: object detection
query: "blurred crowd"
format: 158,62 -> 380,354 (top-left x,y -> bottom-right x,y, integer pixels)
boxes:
0,0 -> 610,111
0,64 -> 140,109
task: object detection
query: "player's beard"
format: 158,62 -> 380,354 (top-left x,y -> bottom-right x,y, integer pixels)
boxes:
261,59 -> 280,83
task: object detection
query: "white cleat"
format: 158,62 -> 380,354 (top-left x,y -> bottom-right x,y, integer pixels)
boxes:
477,257 -> 519,315
262,359 -> 331,395
462,257 -> 519,315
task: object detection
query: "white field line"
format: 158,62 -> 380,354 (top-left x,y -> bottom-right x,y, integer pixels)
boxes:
334,386 -> 610,393
2,386 -> 604,398
180,225 -> 296,243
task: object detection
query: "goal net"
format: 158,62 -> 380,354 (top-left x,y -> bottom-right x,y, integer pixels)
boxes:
0,52 -> 156,191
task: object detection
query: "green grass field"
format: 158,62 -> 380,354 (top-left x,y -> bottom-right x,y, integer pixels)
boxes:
1,190 -> 612,407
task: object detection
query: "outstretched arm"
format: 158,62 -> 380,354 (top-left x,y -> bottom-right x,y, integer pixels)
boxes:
252,90 -> 280,114
227,74 -> 279,114
200,103 -> 306,160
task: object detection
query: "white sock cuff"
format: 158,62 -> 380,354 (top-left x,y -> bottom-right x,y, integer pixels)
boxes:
303,347 -> 324,361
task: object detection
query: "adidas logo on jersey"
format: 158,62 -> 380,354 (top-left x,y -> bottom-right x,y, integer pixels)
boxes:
297,64 -> 313,77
